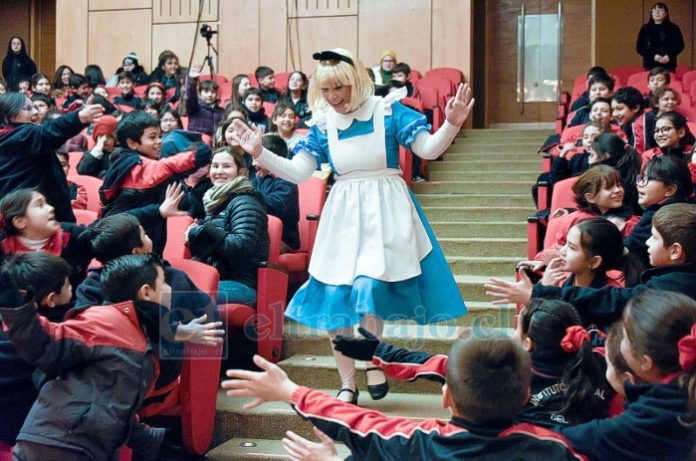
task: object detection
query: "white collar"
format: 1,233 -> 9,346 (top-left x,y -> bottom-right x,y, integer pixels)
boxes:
17,235 -> 50,251
327,96 -> 382,130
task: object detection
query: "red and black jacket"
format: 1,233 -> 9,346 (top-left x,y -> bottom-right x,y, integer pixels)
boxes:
0,299 -> 164,461
290,386 -> 587,461
100,145 -> 211,253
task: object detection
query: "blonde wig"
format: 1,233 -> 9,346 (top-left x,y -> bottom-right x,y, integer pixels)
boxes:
307,48 -> 374,115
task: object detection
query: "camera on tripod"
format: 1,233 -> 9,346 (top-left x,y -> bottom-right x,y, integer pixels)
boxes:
199,24 -> 217,41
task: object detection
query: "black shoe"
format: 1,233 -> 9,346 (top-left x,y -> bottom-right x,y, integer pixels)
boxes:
337,387 -> 359,404
366,367 -> 390,400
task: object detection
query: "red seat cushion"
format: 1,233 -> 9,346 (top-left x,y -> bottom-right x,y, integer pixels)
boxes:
278,252 -> 309,272
219,303 -> 255,327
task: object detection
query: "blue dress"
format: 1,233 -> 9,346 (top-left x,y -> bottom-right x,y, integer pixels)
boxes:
286,96 -> 467,330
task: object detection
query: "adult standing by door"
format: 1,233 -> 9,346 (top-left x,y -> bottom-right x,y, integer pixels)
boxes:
636,3 -> 684,72
2,37 -> 37,91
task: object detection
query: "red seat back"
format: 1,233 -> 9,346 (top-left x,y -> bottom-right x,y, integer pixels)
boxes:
105,86 -> 121,100
424,68 -> 463,93
677,105 -> 696,122
401,97 -> 425,113
274,71 -> 292,94
68,151 -> 83,176
267,215 -> 282,264
263,101 -> 276,118
559,124 -> 584,144
418,75 -> 453,100
200,74 -> 229,84
610,65 -> 646,86
413,82 -> 444,130
133,85 -> 147,97
168,258 -> 219,302
163,215 -> 194,260
682,70 -> 696,94
73,209 -> 98,225
67,174 -> 103,213
550,177 -> 579,216
410,69 -> 422,83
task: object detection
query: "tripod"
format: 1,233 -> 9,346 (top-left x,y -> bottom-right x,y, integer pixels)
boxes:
202,33 -> 219,79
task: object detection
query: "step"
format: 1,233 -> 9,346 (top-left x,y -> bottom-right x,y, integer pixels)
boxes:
418,193 -> 531,208
446,255 -> 521,275
440,153 -> 541,163
283,321 -> 514,357
213,388 -> 450,443
429,221 -> 527,238
444,145 -> 541,155
208,438 -> 351,461
456,274 -> 514,302
452,138 -> 543,147
439,237 -> 527,257
414,181 -> 533,195
428,170 -> 539,182
421,206 -> 534,222
429,159 -> 540,172
458,129 -> 550,139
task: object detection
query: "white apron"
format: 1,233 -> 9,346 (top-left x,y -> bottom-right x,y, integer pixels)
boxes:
308,97 -> 432,286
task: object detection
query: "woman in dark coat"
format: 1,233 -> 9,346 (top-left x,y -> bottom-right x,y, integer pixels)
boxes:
2,36 -> 36,91
636,3 -> 684,72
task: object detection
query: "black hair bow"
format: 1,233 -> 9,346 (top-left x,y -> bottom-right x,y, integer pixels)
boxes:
312,51 -> 354,67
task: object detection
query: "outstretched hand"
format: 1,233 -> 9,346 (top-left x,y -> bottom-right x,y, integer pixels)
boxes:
282,427 -> 342,461
222,354 -> 299,410
159,182 -> 188,218
174,314 -> 224,346
228,119 -> 264,158
485,270 -> 534,305
445,83 -> 475,128
332,327 -> 381,361
78,104 -> 104,124
189,64 -> 203,79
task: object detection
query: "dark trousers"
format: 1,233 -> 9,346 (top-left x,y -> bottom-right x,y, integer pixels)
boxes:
13,441 -> 95,461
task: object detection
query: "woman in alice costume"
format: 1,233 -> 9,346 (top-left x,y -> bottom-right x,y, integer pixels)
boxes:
230,48 -> 474,404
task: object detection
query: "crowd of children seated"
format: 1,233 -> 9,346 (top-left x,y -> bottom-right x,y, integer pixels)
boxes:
1,36 -> 696,460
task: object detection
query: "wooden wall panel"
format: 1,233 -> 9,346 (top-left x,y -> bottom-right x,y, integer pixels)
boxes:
56,0 -> 88,71
88,10 -> 151,75
287,16 -> 358,73
152,0 -> 217,24
219,0 -> 259,77
32,0 -> 57,75
560,0 -> 592,93
0,0 -> 31,62
89,0 -> 151,11
259,0 -> 288,73
432,0 -> 471,79
152,22 -> 217,72
288,0 -> 357,17
358,0 -> 431,74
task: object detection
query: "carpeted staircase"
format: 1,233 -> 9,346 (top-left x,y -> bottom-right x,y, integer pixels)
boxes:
206,128 -> 549,460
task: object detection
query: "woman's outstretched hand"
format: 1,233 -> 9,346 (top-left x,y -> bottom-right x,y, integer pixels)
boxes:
229,119 -> 264,158
445,83 -> 475,128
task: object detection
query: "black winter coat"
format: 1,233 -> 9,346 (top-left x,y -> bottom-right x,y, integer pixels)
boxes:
188,191 -> 269,289
636,20 -> 685,72
0,111 -> 86,223
2,53 -> 36,91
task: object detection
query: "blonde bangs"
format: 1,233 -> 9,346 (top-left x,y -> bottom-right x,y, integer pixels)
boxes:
308,48 -> 374,114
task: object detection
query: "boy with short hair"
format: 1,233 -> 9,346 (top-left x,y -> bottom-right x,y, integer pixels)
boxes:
569,74 -> 615,127
611,87 -> 645,150
222,337 -> 586,460
30,93 -> 54,123
184,64 -> 224,137
487,203 -> 696,328
255,66 -> 280,103
646,66 -> 670,106
391,62 -> 413,97
100,111 -> 212,253
0,253 -> 73,446
62,73 -> 90,112
114,71 -> 144,110
252,134 -> 300,252
570,66 -> 610,112
242,87 -> 270,132
0,253 -> 171,461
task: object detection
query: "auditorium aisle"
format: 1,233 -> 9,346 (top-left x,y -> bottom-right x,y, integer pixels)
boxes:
207,128 -> 549,459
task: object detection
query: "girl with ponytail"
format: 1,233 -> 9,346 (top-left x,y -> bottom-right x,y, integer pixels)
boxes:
514,298 -> 614,426
558,289 -> 696,460
541,217 -> 644,290
590,133 -> 642,212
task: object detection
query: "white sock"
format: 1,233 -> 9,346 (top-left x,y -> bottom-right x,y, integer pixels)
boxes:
360,315 -> 386,386
328,327 -> 356,396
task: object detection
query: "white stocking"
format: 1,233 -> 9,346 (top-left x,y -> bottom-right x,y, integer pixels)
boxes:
328,327 -> 356,393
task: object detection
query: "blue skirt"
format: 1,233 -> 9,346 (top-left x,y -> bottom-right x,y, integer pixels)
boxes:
285,190 -> 467,331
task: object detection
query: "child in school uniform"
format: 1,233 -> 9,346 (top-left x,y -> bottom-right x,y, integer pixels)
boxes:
241,87 -> 270,132
270,101 -> 304,150
487,203 -> 696,330
611,87 -> 645,152
253,134 -> 300,252
99,111 -> 211,253
184,64 -> 224,137
113,71 -> 144,110
223,335 -> 588,460
391,62 -> 414,97
0,253 -> 73,446
61,74 -> 90,112
30,93 -> 54,123
569,75 -> 615,127
570,66 -> 610,112
0,253 -> 171,461
255,66 -> 281,103
639,111 -> 695,170
559,289 -> 696,460
281,71 -> 311,127
645,66 -> 670,107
